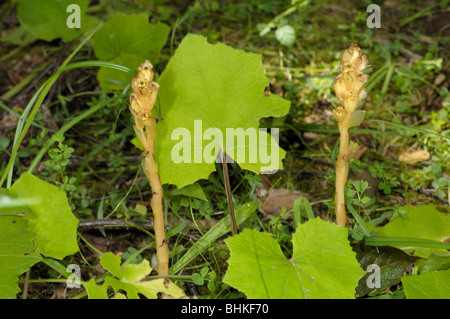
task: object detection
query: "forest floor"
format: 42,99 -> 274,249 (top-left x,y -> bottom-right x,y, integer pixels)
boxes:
0,0 -> 449,299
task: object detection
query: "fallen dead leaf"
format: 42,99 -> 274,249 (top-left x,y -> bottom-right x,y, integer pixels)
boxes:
257,187 -> 312,217
350,141 -> 368,159
399,149 -> 430,164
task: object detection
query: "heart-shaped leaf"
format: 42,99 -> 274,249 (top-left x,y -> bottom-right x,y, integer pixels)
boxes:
17,0 -> 92,42
366,205 -> 450,258
84,252 -> 185,299
0,216 -> 42,298
9,173 -> 79,259
93,13 -> 170,91
402,269 -> 450,299
223,218 -> 365,299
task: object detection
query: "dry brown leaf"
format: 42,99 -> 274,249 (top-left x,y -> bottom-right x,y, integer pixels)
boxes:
257,188 -> 312,217
399,149 -> 430,164
350,141 -> 368,159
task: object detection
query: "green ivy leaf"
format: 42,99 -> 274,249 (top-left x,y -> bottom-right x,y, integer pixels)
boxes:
0,216 -> 42,298
156,34 -> 290,188
223,218 -> 365,299
9,173 -> 79,259
366,205 -> 450,258
93,13 -> 170,92
84,252 -> 185,299
17,0 -> 91,42
402,269 -> 450,299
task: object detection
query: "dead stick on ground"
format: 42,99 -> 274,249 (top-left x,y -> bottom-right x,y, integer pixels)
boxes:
221,150 -> 238,235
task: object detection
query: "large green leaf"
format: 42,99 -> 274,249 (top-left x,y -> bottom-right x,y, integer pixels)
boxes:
155,34 -> 291,188
17,0 -> 91,42
0,216 -> 42,298
84,252 -> 185,299
402,270 -> 450,299
422,253 -> 450,273
223,218 -> 365,299
367,205 -> 450,258
9,173 -> 79,259
93,13 -> 170,91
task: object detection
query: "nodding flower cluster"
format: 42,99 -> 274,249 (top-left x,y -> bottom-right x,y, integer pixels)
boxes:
332,44 -> 370,227
333,44 -> 369,121
129,60 -> 160,128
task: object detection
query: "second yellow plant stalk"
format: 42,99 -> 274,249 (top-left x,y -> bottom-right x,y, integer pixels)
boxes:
332,44 -> 370,227
129,60 -> 169,276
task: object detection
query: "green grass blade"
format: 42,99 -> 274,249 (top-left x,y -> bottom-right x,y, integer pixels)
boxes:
0,23 -> 103,188
0,28 -> 139,188
365,236 -> 450,250
346,200 -> 373,237
366,119 -> 449,141
27,94 -> 126,174
170,202 -> 258,275
293,197 -> 315,225
381,62 -> 394,96
74,131 -> 132,187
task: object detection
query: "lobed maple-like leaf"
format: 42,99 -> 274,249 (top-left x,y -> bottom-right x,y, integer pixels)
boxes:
155,34 -> 290,188
17,0 -> 92,42
366,204 -> 450,258
84,252 -> 185,299
93,13 -> 170,91
9,173 -> 79,259
0,217 -> 42,298
223,218 -> 365,299
402,269 -> 450,299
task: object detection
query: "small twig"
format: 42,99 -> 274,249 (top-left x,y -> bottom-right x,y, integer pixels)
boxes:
22,269 -> 30,299
77,218 -> 201,241
221,150 -> 238,235
77,219 -> 154,231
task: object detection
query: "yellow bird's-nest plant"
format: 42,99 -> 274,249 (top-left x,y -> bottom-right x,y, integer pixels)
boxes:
129,60 -> 169,276
332,44 -> 370,227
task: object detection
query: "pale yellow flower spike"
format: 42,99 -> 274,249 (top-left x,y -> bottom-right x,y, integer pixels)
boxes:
333,44 -> 369,227
129,60 -> 169,276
